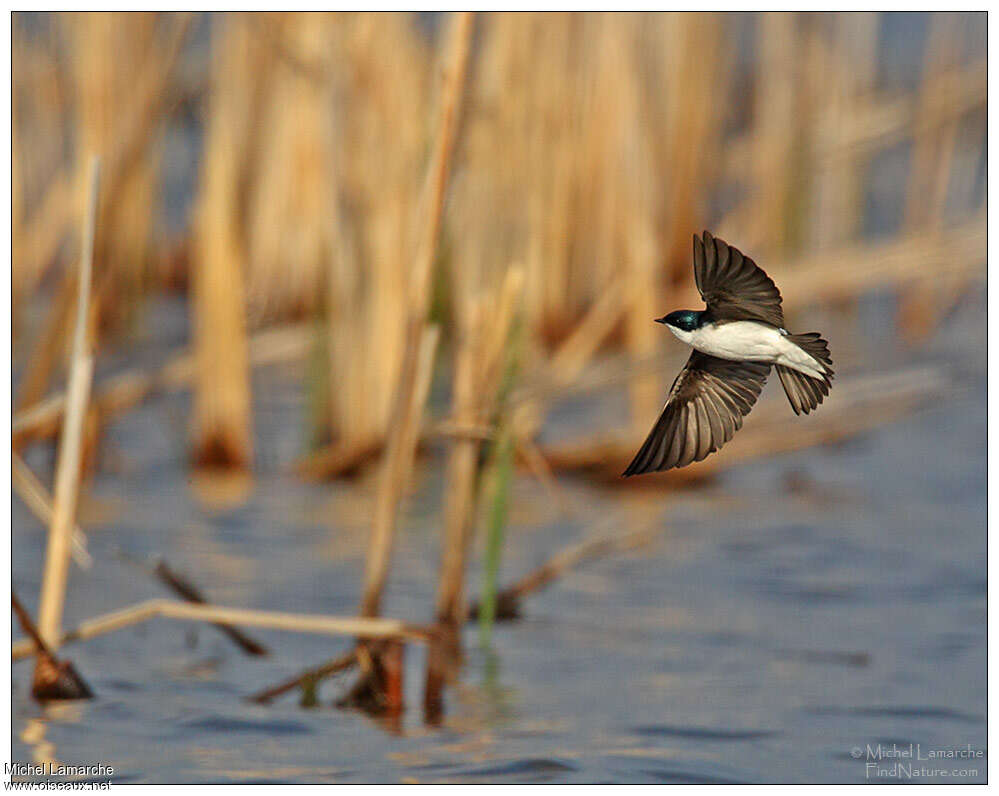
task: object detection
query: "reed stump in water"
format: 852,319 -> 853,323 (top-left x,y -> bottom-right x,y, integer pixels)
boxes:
189,15 -> 256,470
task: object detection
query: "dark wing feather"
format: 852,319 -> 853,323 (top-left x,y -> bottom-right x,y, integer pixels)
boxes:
622,351 -> 770,476
693,231 -> 784,327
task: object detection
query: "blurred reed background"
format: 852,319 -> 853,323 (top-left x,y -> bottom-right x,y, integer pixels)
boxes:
11,11 -> 987,714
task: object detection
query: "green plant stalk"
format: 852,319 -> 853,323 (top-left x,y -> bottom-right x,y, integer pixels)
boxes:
477,422 -> 514,647
477,313 -> 524,647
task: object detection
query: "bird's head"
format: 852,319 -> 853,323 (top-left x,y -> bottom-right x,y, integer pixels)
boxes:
655,310 -> 703,333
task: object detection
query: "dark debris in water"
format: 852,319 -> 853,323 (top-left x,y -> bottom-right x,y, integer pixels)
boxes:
455,757 -> 578,781
775,648 -> 871,667
640,767 -> 748,785
180,716 -> 314,735
805,705 -> 984,724
632,725 -> 777,741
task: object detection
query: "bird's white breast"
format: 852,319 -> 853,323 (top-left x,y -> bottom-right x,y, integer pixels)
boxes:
670,321 -> 824,378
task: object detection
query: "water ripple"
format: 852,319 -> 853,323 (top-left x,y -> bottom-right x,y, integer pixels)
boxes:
632,725 -> 777,741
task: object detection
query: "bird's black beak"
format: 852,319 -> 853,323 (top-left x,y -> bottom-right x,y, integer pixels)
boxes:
654,315 -> 668,324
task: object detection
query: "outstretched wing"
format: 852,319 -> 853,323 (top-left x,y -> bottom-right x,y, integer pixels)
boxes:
693,230 -> 784,328
622,351 -> 771,476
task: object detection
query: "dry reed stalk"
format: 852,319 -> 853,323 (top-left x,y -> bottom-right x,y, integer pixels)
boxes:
11,26 -> 73,310
624,223 -> 661,437
295,439 -> 384,481
150,559 -> 268,656
433,267 -> 525,627
341,15 -> 473,715
902,14 -> 963,234
359,325 -> 441,618
432,301 -> 484,626
159,602 -> 428,640
14,600 -> 163,661
245,14 -> 337,322
356,12 -> 473,621
324,14 -> 433,446
70,14 -> 156,320
11,54 -> 20,252
831,12 -> 880,241
353,30 -> 426,445
898,14 -> 964,342
429,421 -> 495,442
245,13 -> 332,85
189,15 -> 258,470
319,35 -> 359,453
803,14 -> 866,252
748,12 -> 800,256
12,454 -> 91,569
411,11 -> 474,311
67,15 -> 190,329
597,18 -> 663,433
478,267 -> 528,398
36,156 -> 100,650
13,600 -> 430,662
423,268 -> 523,719
647,13 -> 729,285
451,14 -> 602,342
13,176 -> 74,317
14,271 -> 78,414
12,27 -> 73,307
451,14 -> 536,329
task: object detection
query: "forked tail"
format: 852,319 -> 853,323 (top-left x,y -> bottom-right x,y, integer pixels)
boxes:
777,332 -> 834,415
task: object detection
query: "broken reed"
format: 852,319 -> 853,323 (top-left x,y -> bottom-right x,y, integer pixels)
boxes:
37,157 -> 100,650
12,454 -> 92,570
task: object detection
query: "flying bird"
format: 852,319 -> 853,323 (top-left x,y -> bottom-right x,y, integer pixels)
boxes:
622,231 -> 833,477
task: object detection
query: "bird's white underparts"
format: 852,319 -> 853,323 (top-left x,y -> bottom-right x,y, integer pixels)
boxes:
668,320 -> 827,380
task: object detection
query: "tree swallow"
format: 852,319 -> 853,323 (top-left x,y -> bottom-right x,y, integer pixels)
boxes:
623,230 -> 833,476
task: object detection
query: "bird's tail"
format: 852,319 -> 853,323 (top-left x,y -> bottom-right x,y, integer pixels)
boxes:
777,332 -> 834,415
